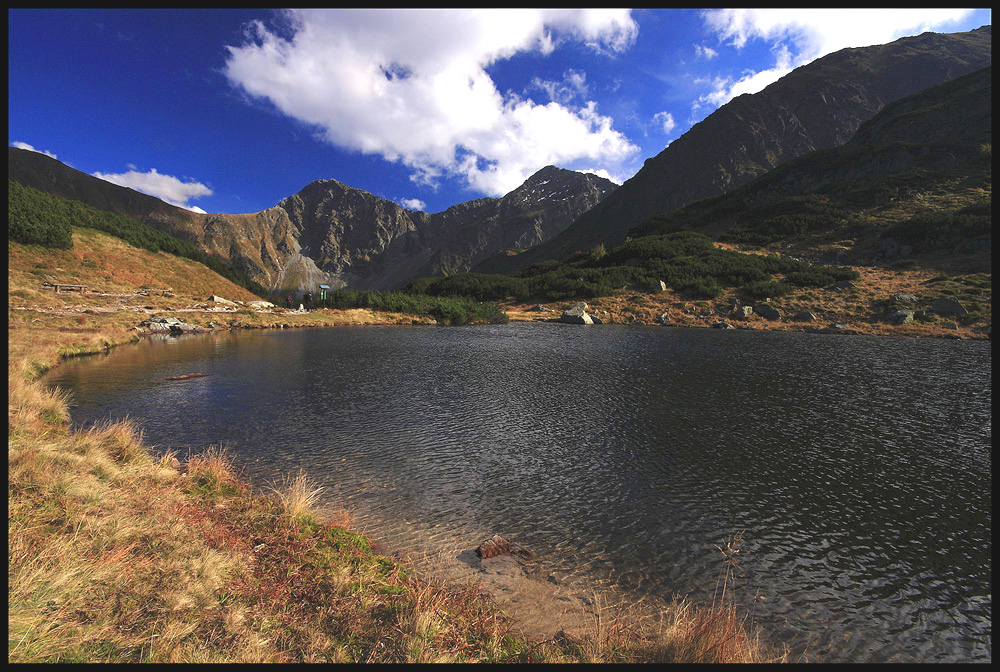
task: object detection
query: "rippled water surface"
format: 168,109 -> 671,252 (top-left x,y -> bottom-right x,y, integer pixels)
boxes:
47,323 -> 991,662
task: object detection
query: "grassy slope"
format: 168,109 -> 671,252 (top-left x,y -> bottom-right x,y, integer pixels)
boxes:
502,258 -> 991,341
9,228 -> 778,663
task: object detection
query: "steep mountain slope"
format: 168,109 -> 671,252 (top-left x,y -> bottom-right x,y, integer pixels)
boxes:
629,65 -> 991,271
476,25 -> 991,275
9,147 -> 615,293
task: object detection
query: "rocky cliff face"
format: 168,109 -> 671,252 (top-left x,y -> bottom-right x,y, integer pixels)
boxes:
261,165 -> 616,292
477,25 -> 992,275
8,147 -> 615,294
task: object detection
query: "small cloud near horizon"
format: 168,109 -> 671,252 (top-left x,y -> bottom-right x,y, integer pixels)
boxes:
91,167 -> 213,212
11,141 -> 58,159
398,197 -> 427,211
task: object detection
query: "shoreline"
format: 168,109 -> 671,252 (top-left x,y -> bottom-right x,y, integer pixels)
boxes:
10,309 -> 783,662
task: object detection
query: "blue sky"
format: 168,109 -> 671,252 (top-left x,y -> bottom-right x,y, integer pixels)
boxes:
9,8 -> 991,215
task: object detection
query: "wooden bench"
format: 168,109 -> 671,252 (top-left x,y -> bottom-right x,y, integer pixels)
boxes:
53,284 -> 87,293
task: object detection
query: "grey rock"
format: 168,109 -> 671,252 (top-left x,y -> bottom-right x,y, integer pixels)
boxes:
886,308 -> 915,325
731,305 -> 753,319
559,302 -> 593,325
792,311 -> 817,322
890,293 -> 919,304
930,296 -> 968,315
754,304 -> 782,320
713,321 -> 735,329
169,322 -> 204,334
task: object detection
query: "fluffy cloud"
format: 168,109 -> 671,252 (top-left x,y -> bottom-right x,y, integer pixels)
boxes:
398,197 -> 427,211
91,167 -> 213,213
695,8 -> 979,115
11,141 -> 57,159
653,111 -> 676,135
224,9 -> 640,197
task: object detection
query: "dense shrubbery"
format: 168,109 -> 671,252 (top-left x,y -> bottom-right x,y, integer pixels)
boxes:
719,195 -> 860,247
405,230 -> 859,304
630,193 -> 861,248
881,203 -> 991,252
319,289 -> 508,326
8,181 -> 73,249
8,180 -> 268,297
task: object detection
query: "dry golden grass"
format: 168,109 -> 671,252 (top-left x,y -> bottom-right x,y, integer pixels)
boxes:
504,260 -> 990,341
266,469 -> 326,521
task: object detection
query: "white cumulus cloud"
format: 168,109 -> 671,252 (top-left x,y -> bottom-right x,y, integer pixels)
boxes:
223,9 -> 640,197
653,111 -> 677,135
695,8 -> 980,116
91,167 -> 213,213
11,141 -> 57,159
398,197 -> 427,211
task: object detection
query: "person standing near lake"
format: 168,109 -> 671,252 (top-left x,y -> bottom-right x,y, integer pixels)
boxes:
305,292 -> 313,311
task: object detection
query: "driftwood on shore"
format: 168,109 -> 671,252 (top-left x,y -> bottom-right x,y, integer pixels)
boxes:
476,534 -> 535,561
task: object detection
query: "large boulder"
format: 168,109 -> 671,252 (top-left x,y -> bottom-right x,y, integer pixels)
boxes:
930,297 -> 968,315
754,304 -> 782,320
560,302 -> 593,325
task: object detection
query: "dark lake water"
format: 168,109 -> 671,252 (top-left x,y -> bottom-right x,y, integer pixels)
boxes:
46,323 -> 991,663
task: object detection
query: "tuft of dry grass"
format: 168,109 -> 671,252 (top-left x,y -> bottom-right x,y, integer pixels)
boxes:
267,469 -> 325,521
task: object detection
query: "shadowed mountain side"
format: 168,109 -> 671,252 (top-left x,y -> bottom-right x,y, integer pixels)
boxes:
627,66 -> 991,271
474,25 -> 991,275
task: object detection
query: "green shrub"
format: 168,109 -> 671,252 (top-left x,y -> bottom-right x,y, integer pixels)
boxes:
8,181 -> 73,249
321,289 -> 507,326
743,280 -> 790,301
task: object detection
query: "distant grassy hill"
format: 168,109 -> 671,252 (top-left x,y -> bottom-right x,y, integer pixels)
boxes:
9,224 -> 266,311
9,180 -> 268,298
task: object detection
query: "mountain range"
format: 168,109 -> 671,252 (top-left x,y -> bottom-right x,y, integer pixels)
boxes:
8,25 -> 991,293
475,25 -> 991,275
8,148 -> 615,293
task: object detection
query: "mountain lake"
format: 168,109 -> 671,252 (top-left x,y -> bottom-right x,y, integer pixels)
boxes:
45,322 -> 991,663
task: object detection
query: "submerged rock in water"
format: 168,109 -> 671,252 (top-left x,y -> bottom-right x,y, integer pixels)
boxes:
476,534 -> 535,561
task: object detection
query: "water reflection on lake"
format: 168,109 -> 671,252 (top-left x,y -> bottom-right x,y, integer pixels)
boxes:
47,323 -> 991,662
